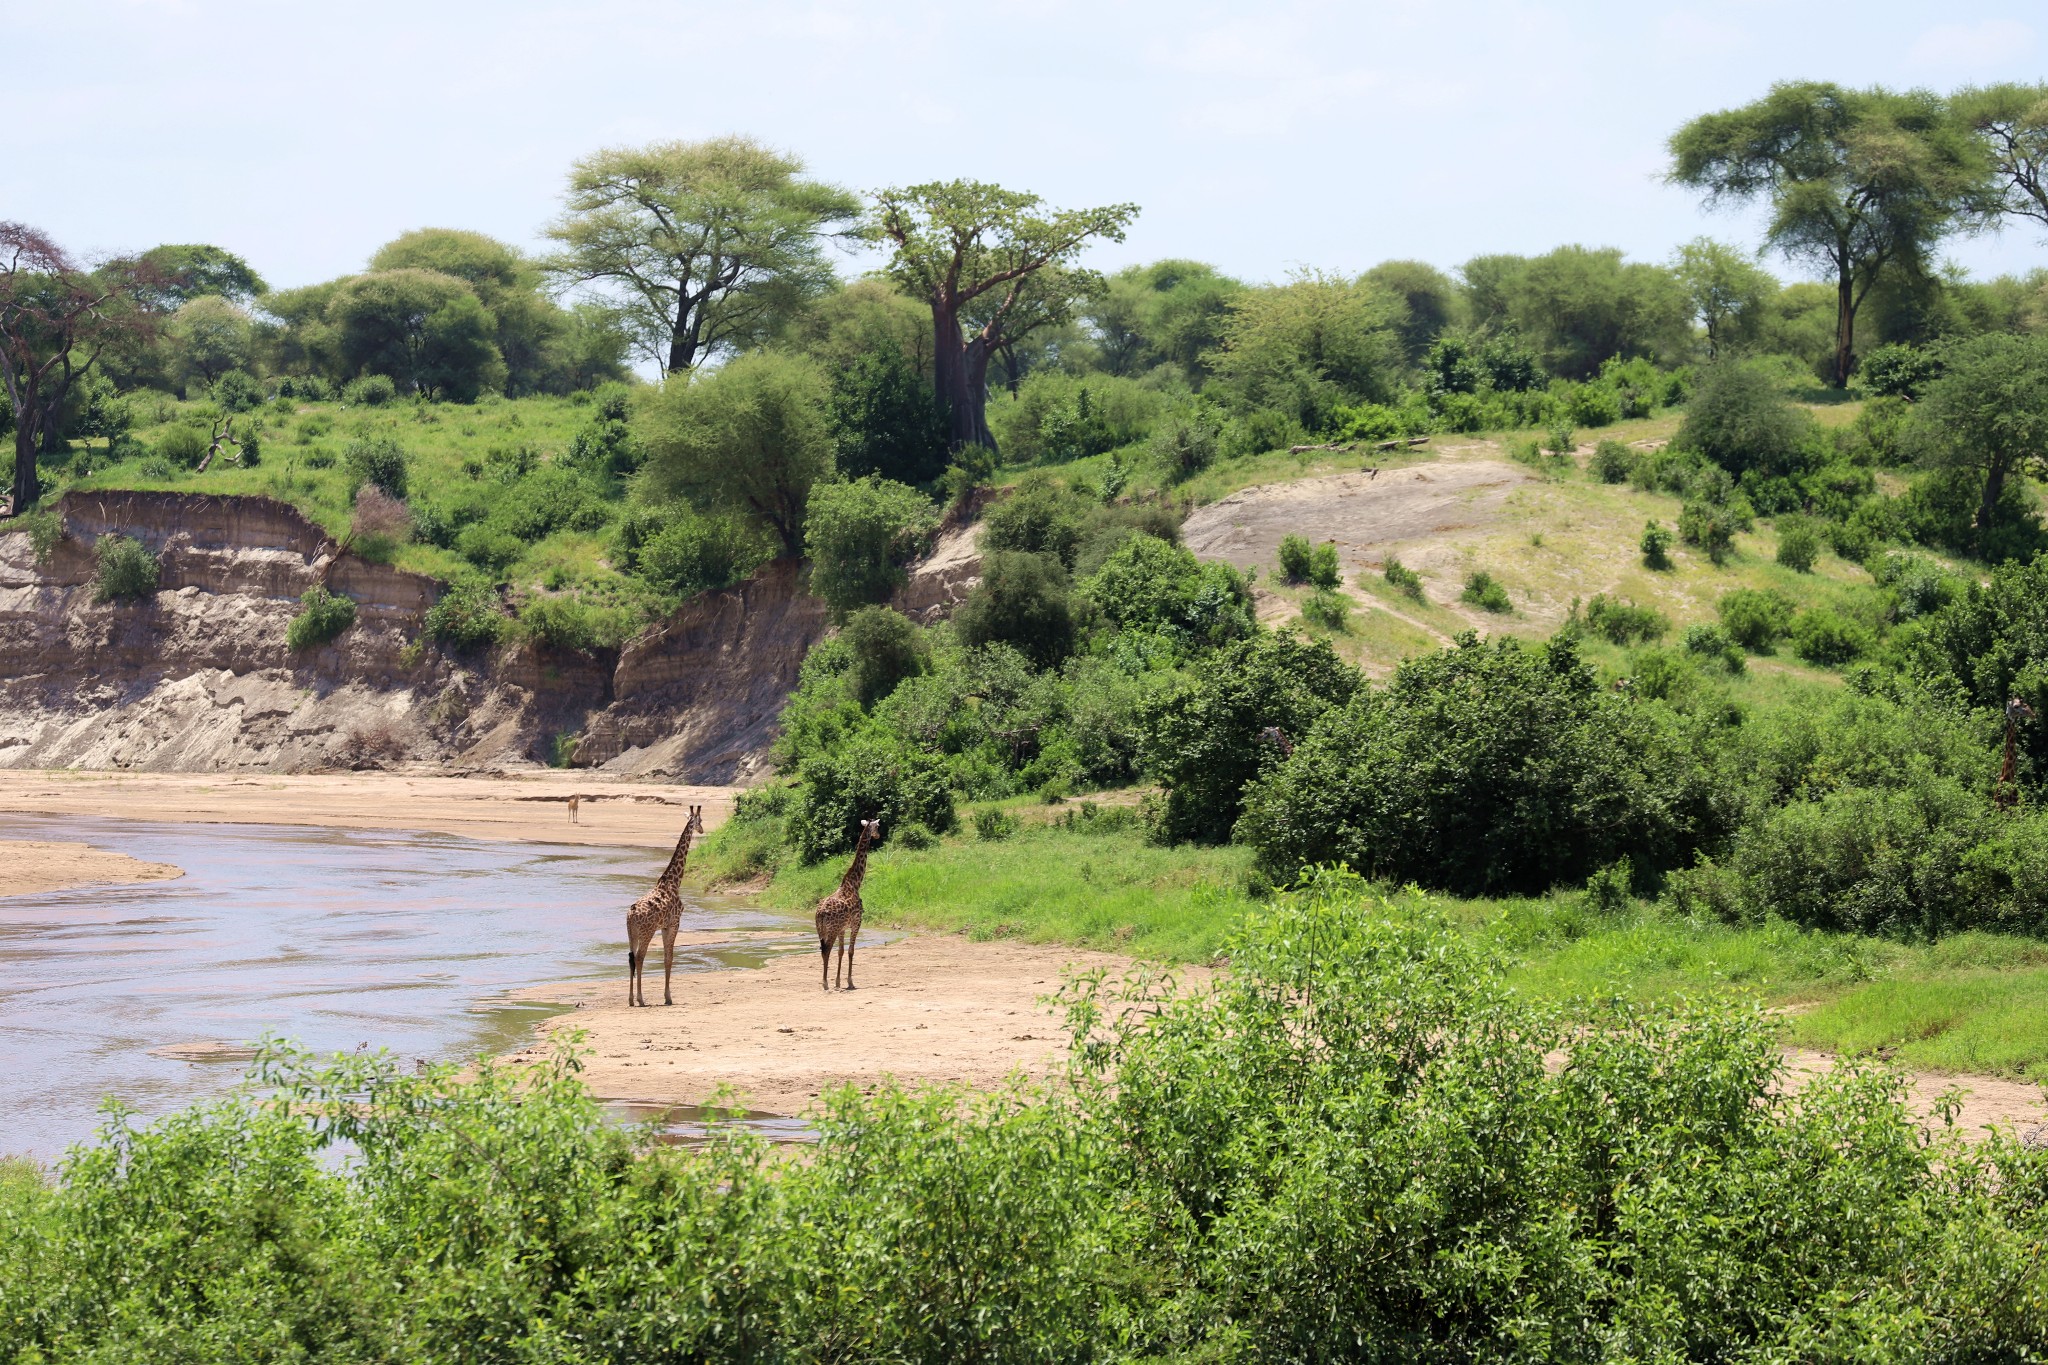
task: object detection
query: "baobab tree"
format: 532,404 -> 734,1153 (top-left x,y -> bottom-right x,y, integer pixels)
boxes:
0,224 -> 159,513
869,182 -> 1136,453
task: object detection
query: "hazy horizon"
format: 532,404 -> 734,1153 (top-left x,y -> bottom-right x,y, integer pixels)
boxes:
10,0 -> 2047,295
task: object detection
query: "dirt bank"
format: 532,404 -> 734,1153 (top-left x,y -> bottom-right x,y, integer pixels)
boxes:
0,769 -> 739,848
515,934 -> 1162,1116
0,838 -> 184,898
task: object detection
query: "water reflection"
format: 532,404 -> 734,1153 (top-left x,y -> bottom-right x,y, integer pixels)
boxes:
0,812 -> 794,1158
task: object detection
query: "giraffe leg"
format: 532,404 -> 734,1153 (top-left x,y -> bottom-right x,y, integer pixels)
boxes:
628,924 -> 651,1006
661,925 -> 678,1006
819,932 -> 834,992
843,923 -> 859,991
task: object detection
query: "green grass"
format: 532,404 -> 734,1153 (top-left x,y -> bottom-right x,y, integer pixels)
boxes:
716,813 -> 1259,963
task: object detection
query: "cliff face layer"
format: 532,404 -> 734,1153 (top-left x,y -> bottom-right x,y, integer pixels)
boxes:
0,491 -> 839,782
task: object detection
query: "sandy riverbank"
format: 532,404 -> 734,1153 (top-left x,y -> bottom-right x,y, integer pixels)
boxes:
0,769 -> 738,849
512,933 -> 1169,1117
0,839 -> 184,898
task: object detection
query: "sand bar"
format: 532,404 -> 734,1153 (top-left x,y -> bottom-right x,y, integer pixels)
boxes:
0,769 -> 738,850
1,839 -> 184,898
512,934 -> 1169,1117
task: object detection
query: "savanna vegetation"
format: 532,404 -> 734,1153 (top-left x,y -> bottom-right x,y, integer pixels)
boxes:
11,78 -> 2048,1357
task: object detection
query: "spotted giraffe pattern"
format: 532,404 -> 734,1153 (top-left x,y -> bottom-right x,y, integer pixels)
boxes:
626,805 -> 705,1006
814,818 -> 879,991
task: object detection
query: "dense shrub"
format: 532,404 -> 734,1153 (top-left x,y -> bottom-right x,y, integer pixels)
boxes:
1583,593 -> 1668,645
1081,536 -> 1254,650
1674,359 -> 1815,477
1136,632 -> 1358,844
1590,438 -> 1634,483
790,731 -> 956,862
518,594 -> 639,655
210,369 -> 263,413
981,476 -> 1090,568
1719,588 -> 1795,651
840,606 -> 926,707
1150,410 -> 1220,482
1791,608 -> 1872,666
1276,533 -> 1313,583
343,435 -> 409,499
804,476 -> 937,621
1775,516 -> 1821,571
632,509 -> 763,599
1461,570 -> 1510,613
342,373 -> 398,406
455,524 -> 525,574
1683,622 -> 1746,674
91,534 -> 158,602
153,424 -> 208,469
422,576 -> 506,652
954,551 -> 1076,668
1382,555 -> 1424,598
1300,588 -> 1349,631
827,349 -> 950,487
1640,519 -> 1674,568
285,585 -> 356,651
1306,540 -> 1340,588
1237,635 -> 1722,894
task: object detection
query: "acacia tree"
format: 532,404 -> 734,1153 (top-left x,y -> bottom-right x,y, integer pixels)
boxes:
869,182 -> 1137,452
546,136 -> 859,377
1671,237 -> 1776,359
1669,82 -> 1983,387
0,224 -> 158,513
1956,83 -> 2048,234
1912,332 -> 2048,544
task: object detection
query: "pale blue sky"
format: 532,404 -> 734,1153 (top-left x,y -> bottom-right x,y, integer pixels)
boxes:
8,0 -> 2046,293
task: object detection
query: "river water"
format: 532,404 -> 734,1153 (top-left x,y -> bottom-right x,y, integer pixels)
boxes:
0,813 -> 796,1159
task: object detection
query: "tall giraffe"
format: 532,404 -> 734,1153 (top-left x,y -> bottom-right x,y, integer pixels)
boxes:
625,805 -> 705,1007
1996,697 -> 2037,811
814,817 -> 879,992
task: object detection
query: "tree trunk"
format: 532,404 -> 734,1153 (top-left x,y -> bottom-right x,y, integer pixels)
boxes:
931,301 -> 994,454
961,335 -> 996,453
1832,267 -> 1857,389
12,423 -> 40,514
1979,455 -> 2010,541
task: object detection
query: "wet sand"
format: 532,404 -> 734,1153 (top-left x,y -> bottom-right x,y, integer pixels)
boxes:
0,838 -> 183,898
0,770 -> 737,849
514,935 -> 1165,1117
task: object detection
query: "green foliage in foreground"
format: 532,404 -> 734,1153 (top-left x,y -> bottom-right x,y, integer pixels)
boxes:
5,876 -> 2045,1360
90,534 -> 158,602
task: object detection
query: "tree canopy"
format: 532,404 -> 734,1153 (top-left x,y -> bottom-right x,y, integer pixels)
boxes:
546,136 -> 859,376
1669,82 -> 1985,387
869,180 -> 1137,452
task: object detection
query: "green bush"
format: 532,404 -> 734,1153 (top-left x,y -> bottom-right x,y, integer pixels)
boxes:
20,509 -> 63,564
518,594 -> 640,655
1081,536 -> 1254,651
1583,593 -> 1667,645
1306,540 -> 1341,588
1679,500 -> 1739,564
1461,570 -> 1511,613
1237,636 -> 1723,894
973,806 -> 1019,841
1382,556 -> 1424,599
211,370 -> 263,413
342,435 -> 409,499
1683,622 -> 1746,674
1791,608 -> 1872,666
804,475 -> 938,621
840,606 -> 926,707
1590,439 -> 1634,483
91,534 -> 159,602
1137,632 -> 1359,844
1719,587 -> 1796,651
1674,359 -> 1816,477
285,585 -> 356,651
1276,533 -> 1314,583
1300,588 -> 1350,632
629,510 -> 762,598
343,373 -> 398,406
1640,519 -> 1674,569
954,551 -> 1076,668
455,523 -> 524,575
423,576 -> 506,652
1776,517 -> 1821,572
153,424 -> 208,469
1150,410 -> 1219,482
981,475 -> 1089,569
790,730 -> 955,862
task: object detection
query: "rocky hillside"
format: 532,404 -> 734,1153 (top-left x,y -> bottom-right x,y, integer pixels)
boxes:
0,493 -> 977,781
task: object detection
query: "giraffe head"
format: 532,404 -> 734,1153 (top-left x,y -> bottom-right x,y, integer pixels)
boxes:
2011,698 -> 2038,726
688,804 -> 705,835
860,816 -> 882,845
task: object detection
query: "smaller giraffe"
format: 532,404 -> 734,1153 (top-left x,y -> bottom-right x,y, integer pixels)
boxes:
625,805 -> 705,1006
814,817 -> 880,992
567,795 -> 581,824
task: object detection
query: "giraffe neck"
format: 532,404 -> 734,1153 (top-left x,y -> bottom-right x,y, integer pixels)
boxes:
655,826 -> 695,895
837,830 -> 872,897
